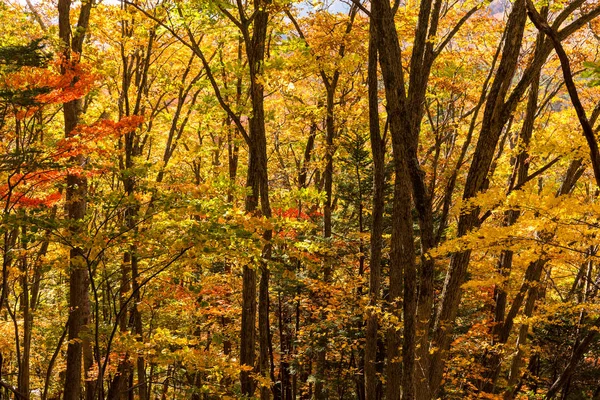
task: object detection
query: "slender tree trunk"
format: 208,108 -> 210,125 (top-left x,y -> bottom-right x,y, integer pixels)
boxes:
545,326 -> 600,398
504,279 -> 542,397
63,171 -> 89,400
17,225 -> 31,399
58,0 -> 93,397
278,292 -> 293,400
240,1 -> 273,397
314,79 -> 338,400
240,267 -> 257,396
384,170 -> 414,400
107,252 -> 131,400
365,15 -> 385,400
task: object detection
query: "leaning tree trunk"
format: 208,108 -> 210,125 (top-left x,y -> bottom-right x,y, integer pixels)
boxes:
428,2 -> 528,395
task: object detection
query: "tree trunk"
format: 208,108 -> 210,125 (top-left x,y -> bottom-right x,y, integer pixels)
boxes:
240,1 -> 273,397
314,77 -> 338,400
17,225 -> 31,399
427,1 -> 528,395
481,27 -> 544,390
58,0 -> 93,398
364,17 -> 385,400
370,0 -> 418,397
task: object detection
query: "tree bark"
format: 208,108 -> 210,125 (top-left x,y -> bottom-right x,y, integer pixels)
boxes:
58,0 -> 93,398
427,1 -> 528,395
241,1 -> 273,397
370,0 -> 419,397
481,28 -> 545,390
364,16 -> 385,400
17,225 -> 31,400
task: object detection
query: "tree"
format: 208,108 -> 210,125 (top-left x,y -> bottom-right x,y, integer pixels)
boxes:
1,0 -> 600,398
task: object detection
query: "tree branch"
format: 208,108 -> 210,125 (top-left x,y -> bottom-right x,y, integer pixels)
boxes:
526,0 -> 600,188
433,5 -> 479,57
124,0 -> 251,144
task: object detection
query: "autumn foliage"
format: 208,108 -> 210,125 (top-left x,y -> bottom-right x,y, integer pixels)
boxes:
1,0 -> 600,399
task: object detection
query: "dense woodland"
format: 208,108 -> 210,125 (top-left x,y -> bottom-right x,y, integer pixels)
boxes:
2,0 -> 600,398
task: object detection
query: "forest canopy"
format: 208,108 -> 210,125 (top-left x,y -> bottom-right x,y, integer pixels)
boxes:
1,0 -> 600,398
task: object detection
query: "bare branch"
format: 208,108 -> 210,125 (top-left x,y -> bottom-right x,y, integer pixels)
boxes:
433,5 -> 479,57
